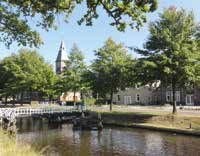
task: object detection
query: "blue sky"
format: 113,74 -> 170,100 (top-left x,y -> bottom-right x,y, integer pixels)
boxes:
1,0 -> 200,66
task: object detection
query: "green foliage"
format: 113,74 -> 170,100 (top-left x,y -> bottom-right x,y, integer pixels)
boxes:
0,49 -> 56,100
61,44 -> 88,99
135,7 -> 200,113
91,38 -> 135,110
0,0 -> 158,47
84,97 -> 96,106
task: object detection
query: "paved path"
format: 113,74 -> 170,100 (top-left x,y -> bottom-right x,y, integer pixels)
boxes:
89,105 -> 200,117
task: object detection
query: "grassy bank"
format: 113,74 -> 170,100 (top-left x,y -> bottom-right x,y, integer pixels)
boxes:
90,110 -> 200,136
0,130 -> 40,156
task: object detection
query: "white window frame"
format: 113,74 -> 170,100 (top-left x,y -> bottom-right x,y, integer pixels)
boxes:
176,91 -> 180,102
186,94 -> 194,105
166,91 -> 180,102
124,96 -> 132,105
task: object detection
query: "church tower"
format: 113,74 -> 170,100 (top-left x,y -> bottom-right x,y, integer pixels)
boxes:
56,40 -> 68,74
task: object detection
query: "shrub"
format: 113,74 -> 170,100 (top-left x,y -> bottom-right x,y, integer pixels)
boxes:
84,98 -> 96,106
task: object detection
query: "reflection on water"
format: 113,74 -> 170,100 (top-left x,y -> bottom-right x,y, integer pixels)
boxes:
16,118 -> 200,156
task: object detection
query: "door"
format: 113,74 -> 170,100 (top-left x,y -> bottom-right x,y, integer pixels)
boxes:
186,95 -> 194,105
124,96 -> 132,105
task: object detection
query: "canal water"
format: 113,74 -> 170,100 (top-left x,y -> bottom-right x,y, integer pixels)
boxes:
16,118 -> 200,156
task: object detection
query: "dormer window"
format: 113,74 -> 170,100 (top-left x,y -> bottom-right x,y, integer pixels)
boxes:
135,84 -> 139,89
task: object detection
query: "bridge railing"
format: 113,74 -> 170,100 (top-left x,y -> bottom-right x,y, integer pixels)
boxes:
0,106 -> 87,118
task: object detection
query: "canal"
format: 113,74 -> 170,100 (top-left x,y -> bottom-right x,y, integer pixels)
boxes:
16,118 -> 200,156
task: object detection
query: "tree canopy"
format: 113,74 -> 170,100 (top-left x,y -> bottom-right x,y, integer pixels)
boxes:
91,38 -> 134,110
0,0 -> 158,48
135,7 -> 200,113
0,49 -> 56,102
61,44 -> 87,105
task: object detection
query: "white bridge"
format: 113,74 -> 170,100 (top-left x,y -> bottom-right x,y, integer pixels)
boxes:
0,106 -> 86,119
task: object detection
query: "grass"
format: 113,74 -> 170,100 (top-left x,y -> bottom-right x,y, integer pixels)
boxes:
0,130 -> 41,156
90,109 -> 200,134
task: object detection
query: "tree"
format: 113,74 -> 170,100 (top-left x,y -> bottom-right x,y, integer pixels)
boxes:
135,7 -> 200,114
62,44 -> 87,106
91,38 -> 134,111
0,49 -> 56,104
0,0 -> 158,48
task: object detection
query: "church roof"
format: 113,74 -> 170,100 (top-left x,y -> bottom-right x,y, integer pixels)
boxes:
56,40 -> 68,62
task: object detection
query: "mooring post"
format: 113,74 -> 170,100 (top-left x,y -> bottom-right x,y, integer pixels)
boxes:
81,111 -> 85,118
98,113 -> 103,130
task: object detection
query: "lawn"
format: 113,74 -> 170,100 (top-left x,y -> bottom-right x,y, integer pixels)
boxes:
89,108 -> 200,135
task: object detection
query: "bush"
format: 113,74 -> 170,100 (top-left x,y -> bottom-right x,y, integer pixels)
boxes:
84,98 -> 96,106
95,99 -> 110,105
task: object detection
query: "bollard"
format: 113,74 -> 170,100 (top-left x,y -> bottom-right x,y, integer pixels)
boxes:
189,123 -> 192,129
98,113 -> 103,130
81,111 -> 85,118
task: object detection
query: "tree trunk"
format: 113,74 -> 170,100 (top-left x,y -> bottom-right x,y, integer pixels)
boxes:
73,91 -> 76,108
30,92 -> 32,105
21,93 -> 23,106
110,91 -> 113,111
5,95 -> 7,106
172,83 -> 177,114
80,93 -> 84,111
48,94 -> 51,106
12,95 -> 15,107
80,93 -> 83,102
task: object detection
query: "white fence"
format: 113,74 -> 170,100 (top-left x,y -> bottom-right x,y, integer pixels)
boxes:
0,106 -> 86,119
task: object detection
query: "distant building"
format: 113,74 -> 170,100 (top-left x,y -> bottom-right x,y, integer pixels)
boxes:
56,41 -> 81,103
113,85 -> 155,105
113,83 -> 200,106
154,84 -> 200,106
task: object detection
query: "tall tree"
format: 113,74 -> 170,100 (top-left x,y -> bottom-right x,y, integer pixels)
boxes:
91,38 -> 134,111
0,0 -> 158,47
62,44 -> 87,106
0,49 -> 56,104
135,7 -> 200,114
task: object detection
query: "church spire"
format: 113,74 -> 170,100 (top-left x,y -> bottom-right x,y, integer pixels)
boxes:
56,40 -> 68,62
56,40 -> 68,74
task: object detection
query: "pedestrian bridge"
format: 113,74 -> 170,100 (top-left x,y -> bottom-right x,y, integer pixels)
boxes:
0,106 -> 86,119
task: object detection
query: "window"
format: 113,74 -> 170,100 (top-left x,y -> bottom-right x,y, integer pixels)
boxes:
124,96 -> 131,105
136,94 -> 140,102
176,91 -> 180,102
117,95 -> 121,101
135,84 -> 141,89
166,91 -> 170,102
186,95 -> 194,105
166,91 -> 180,102
23,92 -> 30,100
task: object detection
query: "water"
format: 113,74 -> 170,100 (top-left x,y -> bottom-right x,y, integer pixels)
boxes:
16,118 -> 200,156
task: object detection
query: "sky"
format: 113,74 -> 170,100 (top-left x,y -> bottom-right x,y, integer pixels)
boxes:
1,0 -> 200,67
